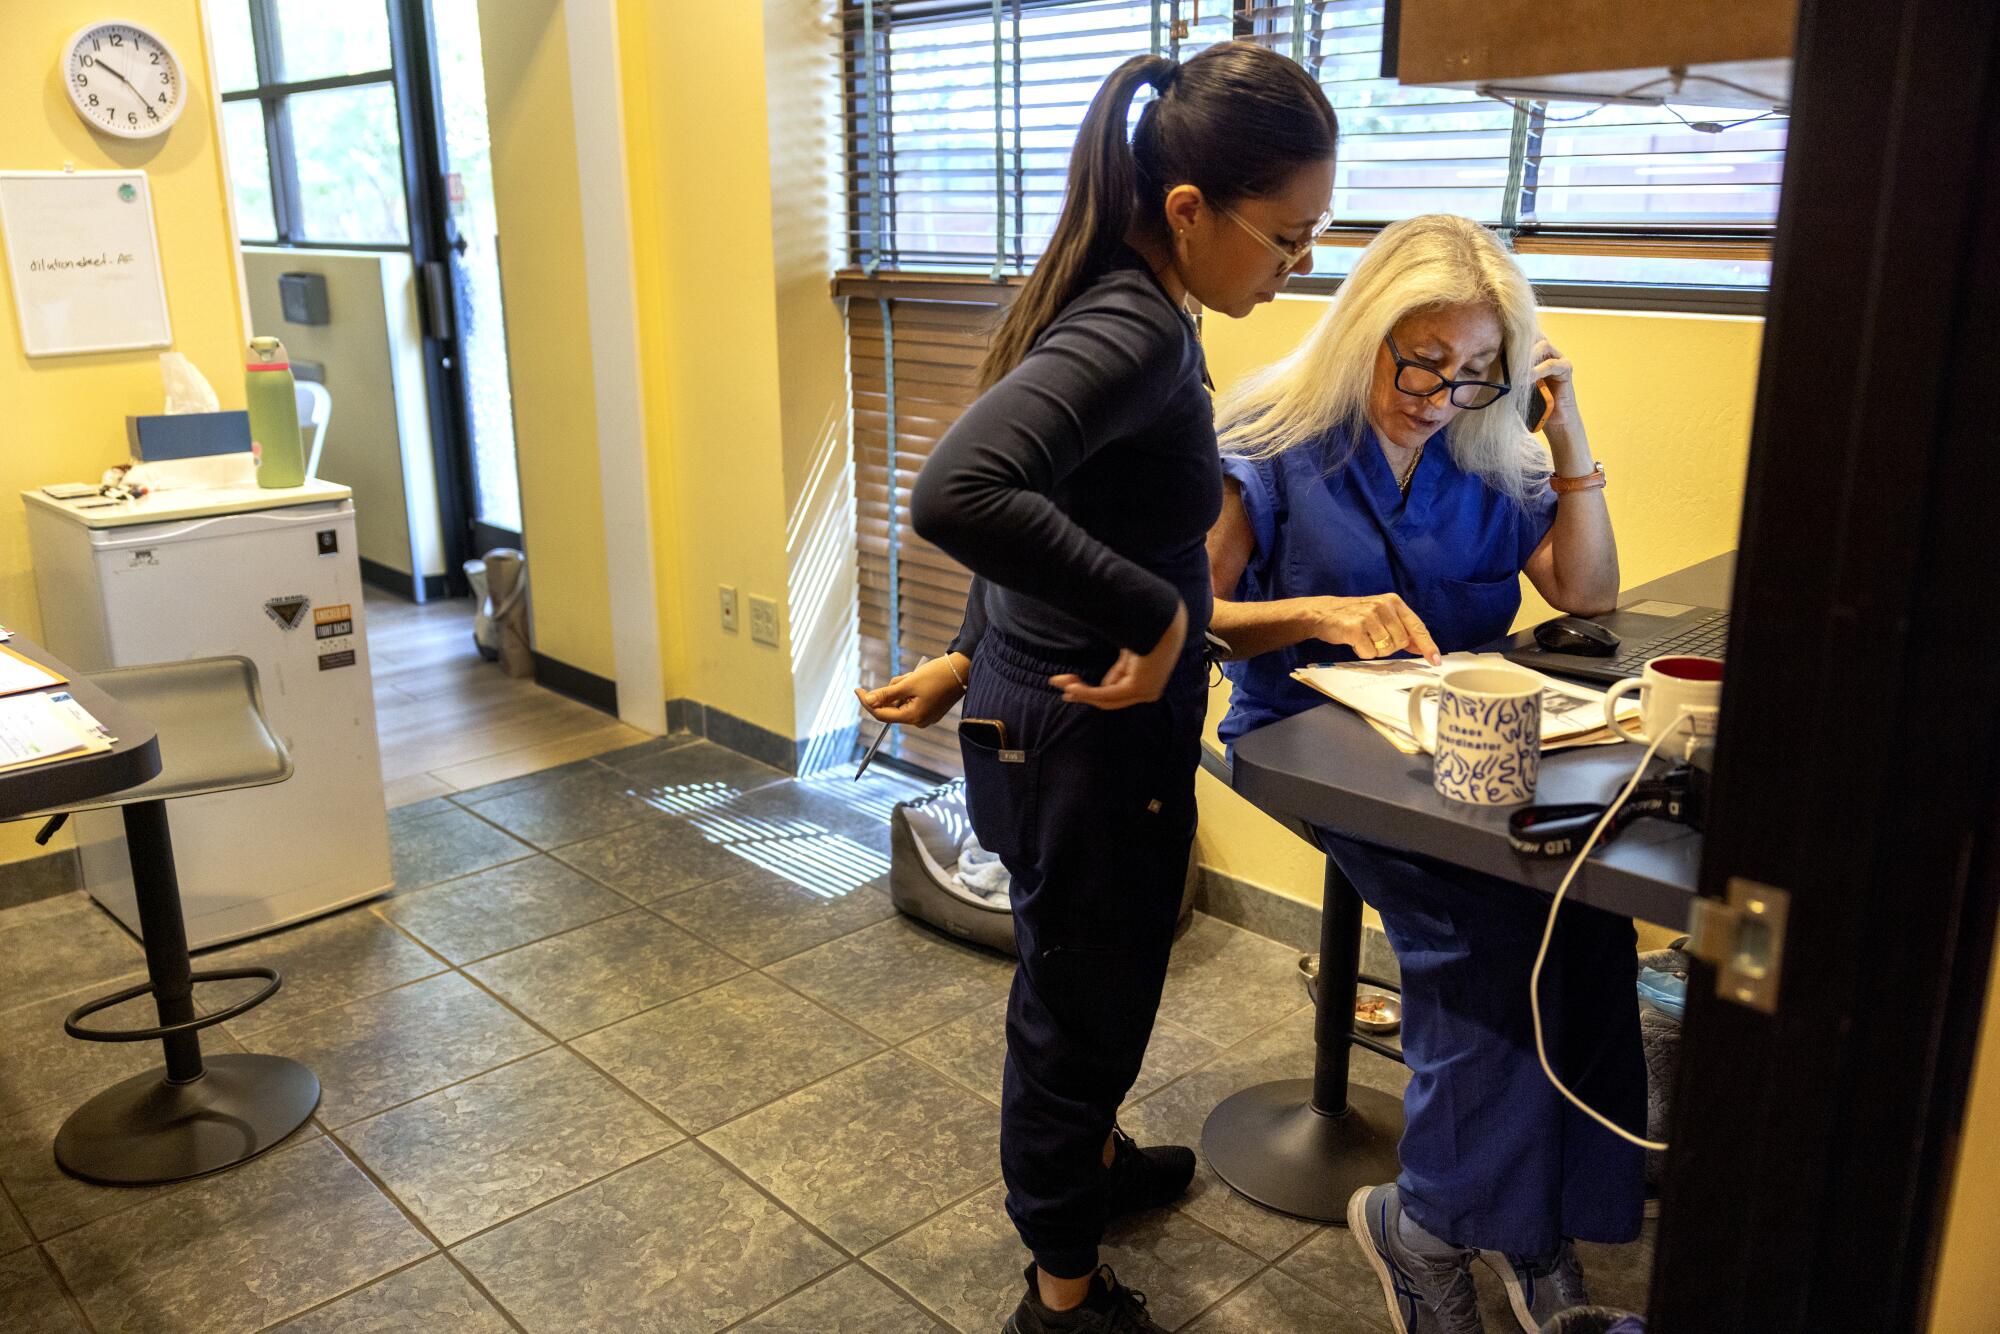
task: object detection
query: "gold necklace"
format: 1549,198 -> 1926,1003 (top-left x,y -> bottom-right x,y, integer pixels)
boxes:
1397,441 -> 1425,496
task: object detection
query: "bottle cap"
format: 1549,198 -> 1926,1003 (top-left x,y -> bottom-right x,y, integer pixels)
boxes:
247,336 -> 289,371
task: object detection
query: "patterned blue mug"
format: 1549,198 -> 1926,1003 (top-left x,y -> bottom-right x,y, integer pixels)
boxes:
1406,665 -> 1543,805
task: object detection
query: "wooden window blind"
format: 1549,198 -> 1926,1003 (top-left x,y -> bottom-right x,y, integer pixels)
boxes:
850,290 -> 1015,776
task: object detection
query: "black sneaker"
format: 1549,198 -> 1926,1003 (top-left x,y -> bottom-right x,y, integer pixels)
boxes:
1103,1126 -> 1195,1219
1002,1264 -> 1168,1333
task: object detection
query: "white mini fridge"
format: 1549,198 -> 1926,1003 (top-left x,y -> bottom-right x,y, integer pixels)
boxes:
24,481 -> 394,947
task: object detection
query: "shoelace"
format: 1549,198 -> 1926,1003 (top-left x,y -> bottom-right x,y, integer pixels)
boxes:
1094,1267 -> 1153,1333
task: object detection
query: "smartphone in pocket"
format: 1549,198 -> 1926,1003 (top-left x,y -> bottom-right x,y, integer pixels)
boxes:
959,717 -> 1009,750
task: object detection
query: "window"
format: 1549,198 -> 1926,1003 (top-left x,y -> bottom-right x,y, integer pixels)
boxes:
213,0 -> 411,247
839,2 -> 1787,774
840,0 -> 1785,292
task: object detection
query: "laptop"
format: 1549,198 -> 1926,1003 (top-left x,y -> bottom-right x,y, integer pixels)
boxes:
1502,598 -> 1729,685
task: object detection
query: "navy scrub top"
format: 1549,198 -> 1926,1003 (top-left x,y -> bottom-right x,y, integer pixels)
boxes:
1217,424 -> 1558,748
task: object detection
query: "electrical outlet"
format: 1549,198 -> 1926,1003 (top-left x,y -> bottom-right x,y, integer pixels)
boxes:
749,595 -> 780,647
719,585 -> 739,633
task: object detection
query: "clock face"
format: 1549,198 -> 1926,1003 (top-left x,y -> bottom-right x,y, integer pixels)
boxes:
65,22 -> 185,141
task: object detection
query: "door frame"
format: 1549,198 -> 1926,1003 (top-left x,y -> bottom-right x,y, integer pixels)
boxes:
1650,1 -> 2000,1330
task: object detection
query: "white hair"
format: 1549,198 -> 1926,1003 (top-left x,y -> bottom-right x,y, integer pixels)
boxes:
1217,213 -> 1550,501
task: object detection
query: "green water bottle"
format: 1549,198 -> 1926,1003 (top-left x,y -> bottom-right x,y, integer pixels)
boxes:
246,336 -> 305,489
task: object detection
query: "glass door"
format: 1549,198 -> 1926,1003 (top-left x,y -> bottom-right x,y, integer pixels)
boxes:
422,0 -> 521,554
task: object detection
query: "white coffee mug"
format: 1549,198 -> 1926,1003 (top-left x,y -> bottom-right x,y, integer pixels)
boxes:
1604,655 -> 1723,757
1406,665 -> 1543,805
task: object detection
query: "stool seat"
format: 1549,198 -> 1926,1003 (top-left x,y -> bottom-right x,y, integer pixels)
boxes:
23,657 -> 290,819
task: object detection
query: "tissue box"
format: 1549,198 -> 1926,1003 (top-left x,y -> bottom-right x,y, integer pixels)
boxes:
125,411 -> 253,462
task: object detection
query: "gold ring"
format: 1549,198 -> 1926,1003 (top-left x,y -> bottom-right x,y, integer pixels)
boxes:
1371,635 -> 1393,651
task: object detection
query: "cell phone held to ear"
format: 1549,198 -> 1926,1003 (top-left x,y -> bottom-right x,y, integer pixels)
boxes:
1526,379 -> 1556,433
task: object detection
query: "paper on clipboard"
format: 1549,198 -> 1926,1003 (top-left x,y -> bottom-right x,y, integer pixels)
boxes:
0,644 -> 66,698
0,690 -> 110,774
1294,653 -> 1639,756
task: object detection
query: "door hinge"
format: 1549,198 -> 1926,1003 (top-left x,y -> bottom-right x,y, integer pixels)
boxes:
1685,877 -> 1791,1014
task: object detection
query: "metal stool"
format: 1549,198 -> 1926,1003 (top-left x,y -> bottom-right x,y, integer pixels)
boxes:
26,657 -> 319,1185
1197,738 -> 1407,1223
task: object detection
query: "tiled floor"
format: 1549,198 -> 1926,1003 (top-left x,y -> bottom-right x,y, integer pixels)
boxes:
0,740 -> 1656,1332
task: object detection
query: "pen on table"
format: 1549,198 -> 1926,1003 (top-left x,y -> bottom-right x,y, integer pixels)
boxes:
854,655 -> 927,781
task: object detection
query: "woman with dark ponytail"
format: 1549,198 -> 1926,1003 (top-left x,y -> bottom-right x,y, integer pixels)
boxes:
855,42 -> 1336,1333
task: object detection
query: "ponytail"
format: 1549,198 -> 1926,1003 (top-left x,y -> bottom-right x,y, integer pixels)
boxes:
977,43 -> 1337,389
979,55 -> 1173,389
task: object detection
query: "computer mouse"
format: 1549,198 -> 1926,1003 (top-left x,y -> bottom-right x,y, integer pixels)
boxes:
1534,615 -> 1620,657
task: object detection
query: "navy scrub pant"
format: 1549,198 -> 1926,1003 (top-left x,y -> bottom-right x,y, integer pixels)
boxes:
1319,830 -> 1646,1260
961,633 -> 1203,1280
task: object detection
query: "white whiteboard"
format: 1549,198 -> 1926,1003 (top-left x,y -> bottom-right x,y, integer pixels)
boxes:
0,170 -> 172,357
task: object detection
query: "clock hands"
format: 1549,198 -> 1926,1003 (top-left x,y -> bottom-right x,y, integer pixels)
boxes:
93,54 -> 143,98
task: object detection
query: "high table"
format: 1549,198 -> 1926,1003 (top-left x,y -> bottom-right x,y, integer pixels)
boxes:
1202,553 -> 1731,1221
0,638 -> 159,820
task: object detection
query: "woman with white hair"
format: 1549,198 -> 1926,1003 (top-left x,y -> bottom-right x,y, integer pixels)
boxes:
1207,214 -> 1635,1334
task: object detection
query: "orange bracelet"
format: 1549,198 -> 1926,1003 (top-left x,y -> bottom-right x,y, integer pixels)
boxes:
1551,463 -> 1606,494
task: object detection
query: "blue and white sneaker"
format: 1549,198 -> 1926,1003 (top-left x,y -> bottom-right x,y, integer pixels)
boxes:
1348,1184 -> 1486,1334
1482,1244 -> 1590,1334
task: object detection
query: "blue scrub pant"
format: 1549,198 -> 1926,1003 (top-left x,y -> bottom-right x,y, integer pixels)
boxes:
1319,830 -> 1646,1259
962,633 -> 1203,1279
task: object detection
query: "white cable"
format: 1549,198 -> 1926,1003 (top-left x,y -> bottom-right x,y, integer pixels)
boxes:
1529,712 -> 1698,1153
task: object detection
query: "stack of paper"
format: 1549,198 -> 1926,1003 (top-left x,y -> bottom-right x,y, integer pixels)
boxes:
0,690 -> 115,774
1293,652 -> 1640,757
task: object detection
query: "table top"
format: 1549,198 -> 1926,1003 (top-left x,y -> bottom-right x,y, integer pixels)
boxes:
1229,552 -> 1734,929
0,637 -> 160,822
22,478 -> 351,530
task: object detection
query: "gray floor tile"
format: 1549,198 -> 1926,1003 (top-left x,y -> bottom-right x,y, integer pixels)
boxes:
0,976 -> 160,1122
391,805 -> 534,892
1118,1007 -> 1331,1262
1185,1267 -> 1377,1332
0,893 -> 143,1014
603,739 -> 789,802
273,1255 -> 511,1332
669,818 -> 891,917
654,867 -> 896,966
377,856 -> 632,964
388,796 -> 457,826
1280,1226 -> 1403,1330
552,813 -> 758,902
450,756 -> 609,805
341,1046 -> 677,1244
765,916 -> 1013,1043
589,733 -> 701,771
202,906 -> 446,1038
241,972 -> 549,1128
572,972 -> 881,1133
455,1141 -> 840,1334
1158,914 -> 1316,1047
0,1248 -> 86,1332
465,910 -> 744,1039
902,1000 -> 1221,1108
702,777 -> 912,857
458,766 -> 660,850
739,1263 -> 950,1333
45,1136 -> 431,1334
0,1093 -> 317,1245
1,1196 -> 27,1253
703,1051 -> 1001,1254
865,1181 -> 1262,1334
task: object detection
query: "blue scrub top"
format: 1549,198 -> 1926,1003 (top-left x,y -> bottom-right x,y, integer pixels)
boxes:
1218,424 -> 1557,748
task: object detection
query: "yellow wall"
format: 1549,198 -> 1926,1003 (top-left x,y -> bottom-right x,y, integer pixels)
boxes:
476,0 -> 616,680
618,0 -> 841,746
0,0 -> 247,865
1931,942 -> 2000,1332
1193,295 -> 1765,933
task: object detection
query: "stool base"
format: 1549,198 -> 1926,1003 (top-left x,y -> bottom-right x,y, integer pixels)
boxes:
1202,1078 -> 1404,1223
55,1053 -> 320,1186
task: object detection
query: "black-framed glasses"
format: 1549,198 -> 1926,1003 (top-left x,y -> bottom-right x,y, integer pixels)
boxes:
1385,333 -> 1512,410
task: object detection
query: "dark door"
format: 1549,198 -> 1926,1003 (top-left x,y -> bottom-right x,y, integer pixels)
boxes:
1649,1 -> 2000,1330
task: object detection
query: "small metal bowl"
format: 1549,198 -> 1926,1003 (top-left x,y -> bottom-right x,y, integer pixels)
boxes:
1298,955 -> 1404,1034
1354,990 -> 1403,1034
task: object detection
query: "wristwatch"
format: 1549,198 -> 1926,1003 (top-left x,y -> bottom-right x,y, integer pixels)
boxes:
1551,463 -> 1606,494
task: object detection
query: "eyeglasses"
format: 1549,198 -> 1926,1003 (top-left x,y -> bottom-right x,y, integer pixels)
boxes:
1385,333 -> 1512,410
1218,202 -> 1334,274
